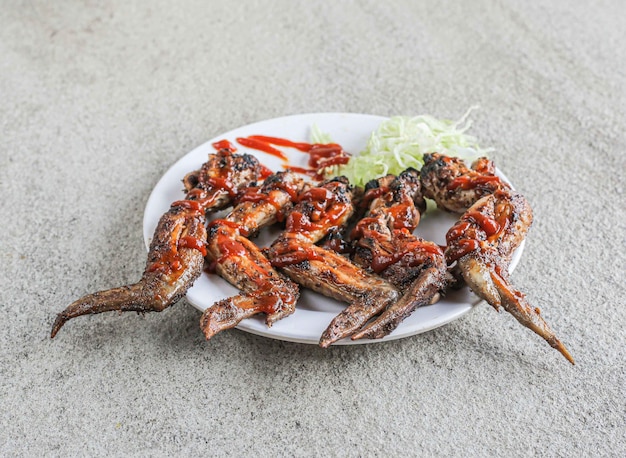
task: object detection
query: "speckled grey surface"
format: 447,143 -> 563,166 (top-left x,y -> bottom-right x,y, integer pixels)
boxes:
1,1 -> 625,456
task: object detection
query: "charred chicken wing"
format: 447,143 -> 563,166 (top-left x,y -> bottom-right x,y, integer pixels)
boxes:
51,149 -> 261,337
348,169 -> 449,340
266,177 -> 400,347
200,172 -> 305,339
421,153 -> 574,364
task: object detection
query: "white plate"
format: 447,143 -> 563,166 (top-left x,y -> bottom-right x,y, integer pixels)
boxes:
143,113 -> 523,345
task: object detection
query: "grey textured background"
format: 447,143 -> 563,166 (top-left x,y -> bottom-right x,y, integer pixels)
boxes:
1,0 -> 625,456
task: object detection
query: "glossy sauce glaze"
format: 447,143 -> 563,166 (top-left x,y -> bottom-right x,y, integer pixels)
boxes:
206,218 -> 250,237
445,190 -> 511,263
447,175 -> 501,191
211,139 -> 237,152
269,243 -> 326,268
205,227 -> 250,274
233,135 -> 350,179
285,185 -> 349,235
269,179 -> 353,268
179,236 -> 208,257
147,148 -> 258,276
369,235 -> 443,274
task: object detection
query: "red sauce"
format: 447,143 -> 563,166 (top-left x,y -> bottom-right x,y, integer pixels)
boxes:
284,166 -> 318,178
307,144 -> 349,176
286,211 -> 320,233
388,204 -> 419,230
206,176 -> 237,198
237,137 -> 289,161
445,212 -> 493,263
446,238 -> 480,263
323,234 -> 351,254
241,287 -> 297,314
237,190 -> 285,217
155,162 -> 247,275
350,216 -> 378,240
216,237 -> 248,264
370,239 -> 442,273
249,291 -> 280,313
465,211 -> 500,236
178,236 -> 207,257
308,143 -> 344,164
316,155 -> 350,168
147,222 -> 184,274
237,189 -> 271,204
207,219 -> 249,237
488,200 -> 512,242
446,221 -> 471,241
246,135 -> 313,152
299,187 -> 333,204
171,199 -> 204,215
259,164 -> 273,179
286,181 -> 349,234
211,139 -> 237,152
147,258 -> 181,273
234,135 -> 351,178
324,205 -> 350,228
360,186 -> 389,211
270,245 -> 326,268
447,175 -> 501,190
369,253 -> 401,273
276,181 -> 301,203
472,157 -> 495,175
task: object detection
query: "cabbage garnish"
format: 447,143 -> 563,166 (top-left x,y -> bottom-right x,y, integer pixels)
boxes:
323,107 -> 493,187
310,123 -> 334,145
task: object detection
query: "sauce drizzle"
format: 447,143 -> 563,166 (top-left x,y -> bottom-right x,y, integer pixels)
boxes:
234,134 -> 351,178
211,139 -> 237,152
447,175 -> 501,191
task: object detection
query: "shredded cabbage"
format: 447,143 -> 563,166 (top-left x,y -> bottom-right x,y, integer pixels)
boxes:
310,123 -> 334,145
322,107 -> 493,187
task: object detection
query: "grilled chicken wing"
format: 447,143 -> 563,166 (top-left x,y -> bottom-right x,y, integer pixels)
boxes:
200,172 -> 305,339
51,149 -> 261,338
422,152 -> 574,364
266,177 -> 400,346
446,188 -> 574,364
289,241 -> 400,347
335,169 -> 449,340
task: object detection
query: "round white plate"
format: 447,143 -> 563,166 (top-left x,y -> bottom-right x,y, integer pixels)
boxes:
143,113 -> 523,345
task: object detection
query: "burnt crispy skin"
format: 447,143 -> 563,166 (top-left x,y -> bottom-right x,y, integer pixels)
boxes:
448,187 -> 574,364
352,169 -> 424,289
200,172 -> 305,338
51,150 -> 261,338
350,236 -> 448,340
352,266 -> 444,340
